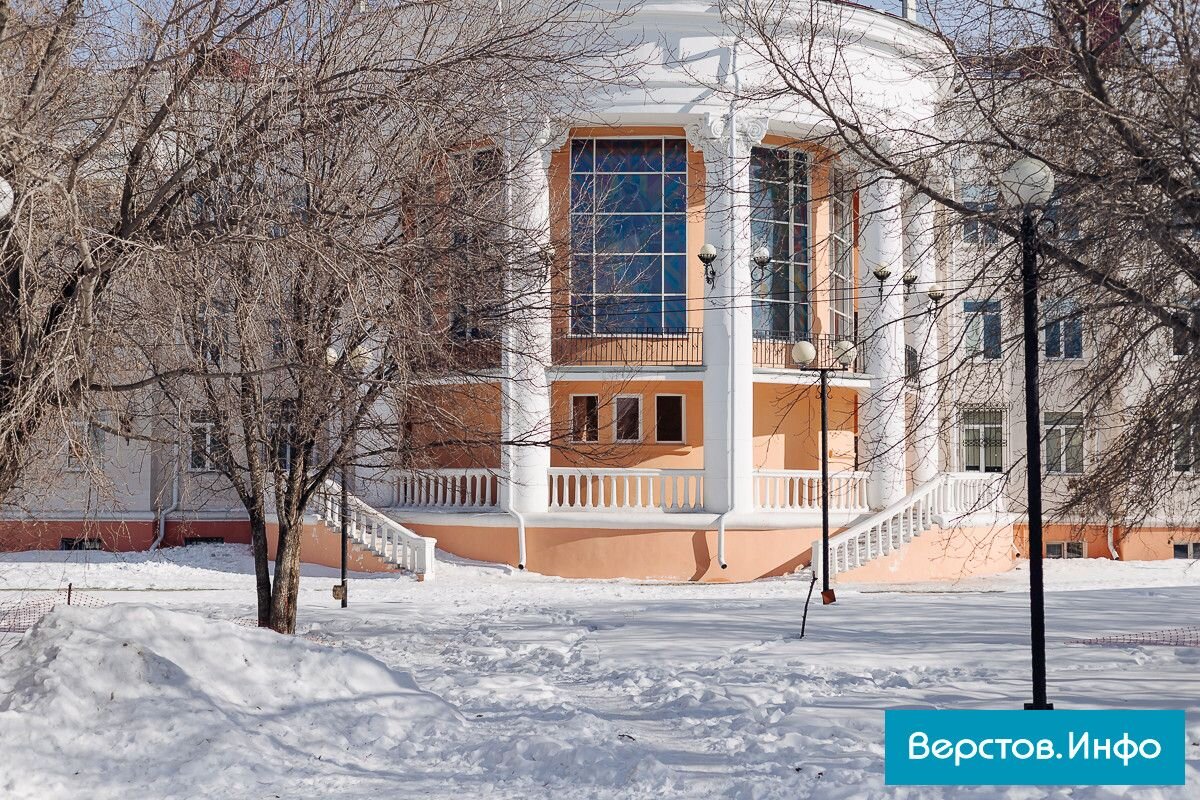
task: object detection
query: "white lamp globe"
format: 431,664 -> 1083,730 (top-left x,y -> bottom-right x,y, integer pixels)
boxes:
791,340 -> 817,367
999,158 -> 1055,207
834,340 -> 857,368
325,346 -> 340,367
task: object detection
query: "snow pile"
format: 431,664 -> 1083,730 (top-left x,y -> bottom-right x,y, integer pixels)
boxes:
0,604 -> 461,799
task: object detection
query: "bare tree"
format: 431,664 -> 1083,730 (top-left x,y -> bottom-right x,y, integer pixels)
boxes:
724,0 -> 1200,535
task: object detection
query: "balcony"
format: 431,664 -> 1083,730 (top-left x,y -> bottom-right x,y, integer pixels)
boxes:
390,468 -> 872,515
752,331 -> 861,371
552,328 -> 703,367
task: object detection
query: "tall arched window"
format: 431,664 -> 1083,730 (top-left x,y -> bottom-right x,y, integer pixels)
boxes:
569,138 -> 688,334
750,146 -> 810,339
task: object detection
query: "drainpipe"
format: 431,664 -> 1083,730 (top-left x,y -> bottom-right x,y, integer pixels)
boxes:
152,402 -> 183,550
714,36 -> 740,573
505,494 -> 528,570
1106,520 -> 1119,560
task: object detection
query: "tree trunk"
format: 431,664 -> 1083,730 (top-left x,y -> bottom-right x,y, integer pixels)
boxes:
268,511 -> 304,634
248,510 -> 272,627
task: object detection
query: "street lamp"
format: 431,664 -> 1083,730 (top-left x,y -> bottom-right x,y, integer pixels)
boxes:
793,337 -> 858,605
326,342 -> 371,609
999,156 -> 1055,711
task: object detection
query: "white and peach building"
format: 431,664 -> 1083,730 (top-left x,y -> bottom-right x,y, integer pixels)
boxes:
6,1 -> 1198,583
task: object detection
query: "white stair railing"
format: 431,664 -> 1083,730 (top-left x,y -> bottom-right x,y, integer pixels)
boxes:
394,468 -> 499,510
753,470 -> 870,512
547,468 -> 704,512
310,479 -> 437,580
813,472 -> 1006,581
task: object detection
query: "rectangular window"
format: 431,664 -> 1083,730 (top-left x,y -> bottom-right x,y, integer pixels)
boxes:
1172,419 -> 1199,473
189,411 -> 217,472
1172,305 -> 1200,357
1046,541 -> 1085,559
60,537 -> 103,551
964,300 -> 1002,360
614,395 -> 642,442
270,399 -> 298,471
66,418 -> 106,472
570,139 -> 688,334
1173,542 -> 1200,559
829,169 -> 855,340
961,408 -> 1005,473
1044,412 -> 1085,474
1044,298 -> 1083,359
961,186 -> 998,245
654,395 -> 684,443
570,395 -> 599,443
750,146 -> 810,339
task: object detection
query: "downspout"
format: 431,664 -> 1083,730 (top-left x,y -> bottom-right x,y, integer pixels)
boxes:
1106,520 -> 1119,560
714,36 -> 742,572
152,399 -> 183,550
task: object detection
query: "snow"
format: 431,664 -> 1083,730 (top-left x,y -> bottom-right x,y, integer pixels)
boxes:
0,546 -> 1198,798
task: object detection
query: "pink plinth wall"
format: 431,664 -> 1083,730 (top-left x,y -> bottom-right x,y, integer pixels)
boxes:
835,522 -> 1017,584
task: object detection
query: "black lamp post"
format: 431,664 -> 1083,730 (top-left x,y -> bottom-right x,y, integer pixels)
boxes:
999,157 -> 1056,711
792,337 -> 858,604
328,343 -> 370,609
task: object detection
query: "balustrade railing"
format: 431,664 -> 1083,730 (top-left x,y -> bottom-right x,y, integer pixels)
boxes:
814,472 -> 1007,580
310,479 -> 437,579
547,468 -> 704,512
753,470 -> 870,512
394,469 -> 500,510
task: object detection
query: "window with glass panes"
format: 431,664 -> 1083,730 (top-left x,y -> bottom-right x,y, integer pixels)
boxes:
961,185 -> 998,245
1045,412 -> 1084,474
1173,417 -> 1199,472
829,169 -> 855,339
1045,297 -> 1083,359
569,139 -> 688,334
964,300 -> 1002,360
961,408 -> 1004,473
750,147 -> 809,338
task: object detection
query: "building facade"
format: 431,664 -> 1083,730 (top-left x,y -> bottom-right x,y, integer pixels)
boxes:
6,1 -> 1197,582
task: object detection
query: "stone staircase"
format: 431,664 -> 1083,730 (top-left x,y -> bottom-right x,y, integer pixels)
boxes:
309,479 -> 438,580
812,472 -> 1007,582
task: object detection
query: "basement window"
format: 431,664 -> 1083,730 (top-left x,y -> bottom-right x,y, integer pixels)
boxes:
184,537 -> 226,545
1173,543 -> 1200,559
1046,541 -> 1084,559
59,538 -> 102,551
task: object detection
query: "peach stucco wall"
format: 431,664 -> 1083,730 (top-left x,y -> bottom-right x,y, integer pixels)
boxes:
837,523 -> 1017,584
551,380 -> 704,469
267,520 -> 396,573
407,521 -> 827,582
753,382 -> 857,472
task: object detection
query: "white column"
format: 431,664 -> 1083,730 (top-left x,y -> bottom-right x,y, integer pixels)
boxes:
859,174 -> 907,509
500,126 -> 557,514
905,193 -> 940,485
687,113 -> 768,514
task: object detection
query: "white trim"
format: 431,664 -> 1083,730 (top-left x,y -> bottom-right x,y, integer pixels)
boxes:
383,508 -> 866,531
613,394 -> 643,443
657,393 -> 686,443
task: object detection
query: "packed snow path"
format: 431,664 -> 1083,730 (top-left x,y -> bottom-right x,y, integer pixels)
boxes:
0,546 -> 1197,798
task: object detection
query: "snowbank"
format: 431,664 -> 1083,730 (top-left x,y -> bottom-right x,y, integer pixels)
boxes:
0,604 -> 461,799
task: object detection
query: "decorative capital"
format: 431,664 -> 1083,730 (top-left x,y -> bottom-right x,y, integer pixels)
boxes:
684,111 -> 769,163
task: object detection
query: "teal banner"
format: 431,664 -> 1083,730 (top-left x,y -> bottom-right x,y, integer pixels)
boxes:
885,709 -> 1185,786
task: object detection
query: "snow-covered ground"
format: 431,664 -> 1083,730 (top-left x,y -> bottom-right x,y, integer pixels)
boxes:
0,546 -> 1198,798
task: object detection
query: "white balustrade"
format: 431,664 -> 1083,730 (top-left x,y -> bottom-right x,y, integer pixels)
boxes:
547,468 -> 704,512
310,479 -> 437,580
813,472 -> 1007,581
753,470 -> 871,513
394,469 -> 499,510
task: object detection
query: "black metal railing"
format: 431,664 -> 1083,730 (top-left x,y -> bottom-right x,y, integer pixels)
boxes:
553,328 -> 704,367
751,331 -> 862,372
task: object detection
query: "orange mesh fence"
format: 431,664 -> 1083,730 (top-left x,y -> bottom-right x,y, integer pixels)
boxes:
0,585 -> 108,634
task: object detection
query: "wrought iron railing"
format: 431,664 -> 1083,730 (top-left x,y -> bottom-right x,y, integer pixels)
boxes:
553,328 -> 703,367
751,331 -> 861,372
